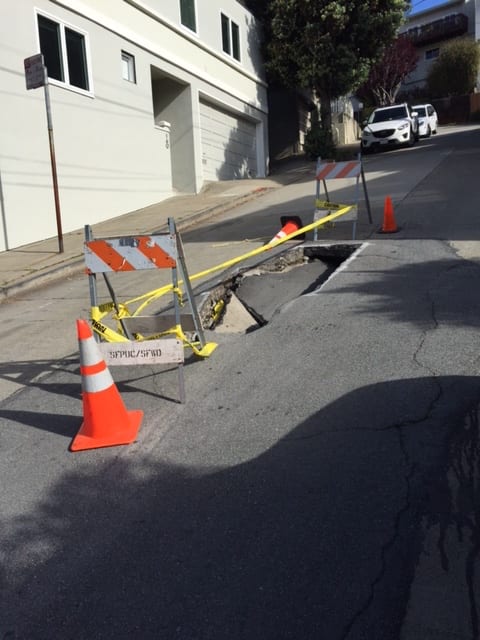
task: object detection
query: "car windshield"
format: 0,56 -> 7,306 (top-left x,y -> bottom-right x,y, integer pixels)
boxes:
413,106 -> 427,117
370,106 -> 408,123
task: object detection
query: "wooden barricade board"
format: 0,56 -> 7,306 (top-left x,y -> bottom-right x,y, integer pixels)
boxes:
99,338 -> 184,366
313,157 -> 372,240
83,218 -> 216,403
84,234 -> 178,273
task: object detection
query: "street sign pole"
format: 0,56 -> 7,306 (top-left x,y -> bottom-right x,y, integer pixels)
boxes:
24,54 -> 64,253
42,66 -> 64,253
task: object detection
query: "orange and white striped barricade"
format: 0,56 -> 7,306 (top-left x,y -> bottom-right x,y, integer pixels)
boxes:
83,217 -> 217,403
313,155 -> 372,240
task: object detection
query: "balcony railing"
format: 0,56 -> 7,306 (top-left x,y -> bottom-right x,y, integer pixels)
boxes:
406,13 -> 468,46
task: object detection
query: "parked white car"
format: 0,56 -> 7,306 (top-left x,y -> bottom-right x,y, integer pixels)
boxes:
412,104 -> 438,137
361,103 -> 419,153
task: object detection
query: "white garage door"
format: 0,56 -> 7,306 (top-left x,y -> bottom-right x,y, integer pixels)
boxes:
200,101 -> 257,181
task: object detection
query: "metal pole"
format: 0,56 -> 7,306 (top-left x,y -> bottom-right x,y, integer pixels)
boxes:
168,217 -> 186,404
359,156 -> 373,224
85,225 -> 100,342
43,68 -> 64,253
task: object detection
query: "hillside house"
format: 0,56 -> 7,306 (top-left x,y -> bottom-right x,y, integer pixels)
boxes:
0,0 -> 268,251
400,0 -> 480,94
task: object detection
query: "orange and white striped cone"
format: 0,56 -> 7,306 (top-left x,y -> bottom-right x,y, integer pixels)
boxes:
267,216 -> 305,245
70,319 -> 143,452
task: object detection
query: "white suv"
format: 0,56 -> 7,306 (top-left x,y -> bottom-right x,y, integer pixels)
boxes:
361,103 -> 419,153
412,103 -> 438,137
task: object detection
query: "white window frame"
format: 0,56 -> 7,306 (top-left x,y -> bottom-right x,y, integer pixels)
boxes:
35,10 -> 93,96
121,51 -> 136,83
179,0 -> 197,33
221,13 -> 241,62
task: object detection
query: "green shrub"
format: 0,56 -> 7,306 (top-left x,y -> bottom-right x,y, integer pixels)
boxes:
470,109 -> 480,122
303,120 -> 336,160
427,38 -> 480,97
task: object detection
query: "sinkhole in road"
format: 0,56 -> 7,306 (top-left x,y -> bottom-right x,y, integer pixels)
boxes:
200,244 -> 360,334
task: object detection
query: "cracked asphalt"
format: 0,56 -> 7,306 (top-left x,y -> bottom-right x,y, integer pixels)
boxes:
1,126 -> 480,639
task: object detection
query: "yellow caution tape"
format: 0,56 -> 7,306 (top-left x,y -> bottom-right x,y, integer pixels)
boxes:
90,204 -> 353,349
315,200 -> 350,210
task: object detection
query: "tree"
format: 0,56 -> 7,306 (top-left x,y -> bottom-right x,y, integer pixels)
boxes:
357,35 -> 419,106
263,0 -> 409,149
427,38 -> 480,98
244,0 -> 269,20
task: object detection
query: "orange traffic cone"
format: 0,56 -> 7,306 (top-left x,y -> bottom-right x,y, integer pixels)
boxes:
267,215 -> 305,245
378,196 -> 400,233
70,319 -> 143,452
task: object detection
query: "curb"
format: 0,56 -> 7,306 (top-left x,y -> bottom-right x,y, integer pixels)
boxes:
0,180 -> 294,302
0,257 -> 85,302
173,186 -> 276,232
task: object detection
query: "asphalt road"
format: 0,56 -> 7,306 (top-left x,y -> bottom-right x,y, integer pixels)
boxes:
1,126 -> 480,640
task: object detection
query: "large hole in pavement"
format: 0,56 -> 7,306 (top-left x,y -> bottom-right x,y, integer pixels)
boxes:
199,243 -> 360,334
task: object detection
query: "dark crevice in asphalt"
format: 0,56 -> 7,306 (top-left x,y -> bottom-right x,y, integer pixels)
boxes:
344,258 -> 480,639
411,287 -> 439,377
341,445 -> 416,640
449,405 -> 480,639
340,393 -> 443,639
341,285 -> 446,638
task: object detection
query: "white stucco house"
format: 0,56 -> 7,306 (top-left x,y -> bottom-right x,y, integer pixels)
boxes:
400,0 -> 480,93
0,0 -> 268,251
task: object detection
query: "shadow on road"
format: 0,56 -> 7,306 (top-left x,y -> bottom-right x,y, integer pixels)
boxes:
2,375 -> 480,639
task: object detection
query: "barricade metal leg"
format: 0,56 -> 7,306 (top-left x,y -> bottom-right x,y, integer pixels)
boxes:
352,175 -> 360,240
168,218 -> 186,404
83,218 -> 216,404
102,273 -> 134,340
313,155 -> 373,241
170,218 -> 208,349
85,225 -> 100,342
361,163 -> 373,224
314,158 -> 332,241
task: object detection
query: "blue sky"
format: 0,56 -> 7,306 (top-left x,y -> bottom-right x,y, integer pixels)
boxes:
408,0 -> 449,15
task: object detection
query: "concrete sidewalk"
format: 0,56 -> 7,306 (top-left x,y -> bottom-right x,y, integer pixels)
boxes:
0,155 -> 319,301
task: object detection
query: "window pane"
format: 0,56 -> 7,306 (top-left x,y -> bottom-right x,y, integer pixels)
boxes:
231,22 -> 240,60
122,51 -> 136,83
221,14 -> 230,54
38,15 -> 64,82
65,27 -> 89,90
180,0 -> 196,31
